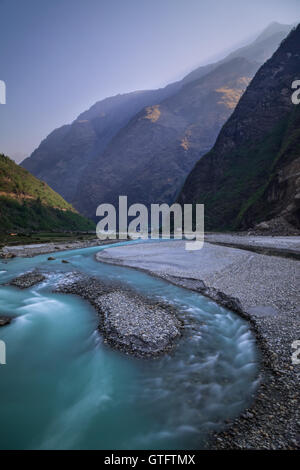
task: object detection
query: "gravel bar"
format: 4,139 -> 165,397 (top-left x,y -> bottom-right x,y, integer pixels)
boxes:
9,271 -> 46,289
54,273 -> 182,358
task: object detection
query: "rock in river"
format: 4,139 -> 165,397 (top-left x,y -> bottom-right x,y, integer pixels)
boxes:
0,316 -> 12,327
10,271 -> 46,289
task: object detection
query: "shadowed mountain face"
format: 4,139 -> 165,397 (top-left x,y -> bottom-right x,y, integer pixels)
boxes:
178,25 -> 300,231
21,86 -> 181,204
21,23 -> 293,219
240,105 -> 300,230
75,57 -> 258,216
0,154 -> 94,232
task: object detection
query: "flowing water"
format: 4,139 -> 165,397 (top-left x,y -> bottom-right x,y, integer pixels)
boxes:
0,241 -> 259,449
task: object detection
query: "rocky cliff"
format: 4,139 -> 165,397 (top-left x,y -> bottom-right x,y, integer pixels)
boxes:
178,25 -> 300,231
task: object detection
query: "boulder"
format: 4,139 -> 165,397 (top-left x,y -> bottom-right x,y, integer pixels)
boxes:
0,316 -> 12,327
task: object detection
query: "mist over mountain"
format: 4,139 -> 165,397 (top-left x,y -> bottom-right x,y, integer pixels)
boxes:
181,22 -> 293,85
178,24 -> 300,231
21,22 -> 294,220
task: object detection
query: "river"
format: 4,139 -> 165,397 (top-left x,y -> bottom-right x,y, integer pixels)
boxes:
0,241 -> 259,449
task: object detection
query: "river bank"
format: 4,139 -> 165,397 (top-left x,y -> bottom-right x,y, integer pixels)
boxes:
205,233 -> 300,260
96,238 -> 300,449
0,238 -> 120,258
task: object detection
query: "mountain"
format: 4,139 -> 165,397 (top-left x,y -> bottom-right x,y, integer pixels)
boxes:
253,21 -> 294,43
0,154 -> 94,231
240,104 -> 300,231
178,25 -> 300,232
22,22 -> 293,219
21,86 -> 181,204
75,57 -> 258,216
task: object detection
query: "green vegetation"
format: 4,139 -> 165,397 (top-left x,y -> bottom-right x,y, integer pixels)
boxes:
193,106 -> 300,231
235,107 -> 300,227
0,154 -> 95,232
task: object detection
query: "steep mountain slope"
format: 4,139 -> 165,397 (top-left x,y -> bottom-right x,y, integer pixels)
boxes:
21,86 -> 181,203
75,57 -> 258,217
178,25 -> 300,231
240,104 -> 300,230
0,154 -> 94,231
22,22 -> 293,217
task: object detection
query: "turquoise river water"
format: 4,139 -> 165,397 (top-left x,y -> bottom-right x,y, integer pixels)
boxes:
0,241 -> 259,449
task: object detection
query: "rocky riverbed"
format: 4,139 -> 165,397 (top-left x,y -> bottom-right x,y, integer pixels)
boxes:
96,239 -> 300,450
53,273 -> 182,358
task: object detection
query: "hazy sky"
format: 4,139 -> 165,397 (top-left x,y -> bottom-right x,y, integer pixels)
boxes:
0,0 -> 299,162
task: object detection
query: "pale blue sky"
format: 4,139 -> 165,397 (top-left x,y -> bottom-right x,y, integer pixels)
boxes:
0,0 -> 299,162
